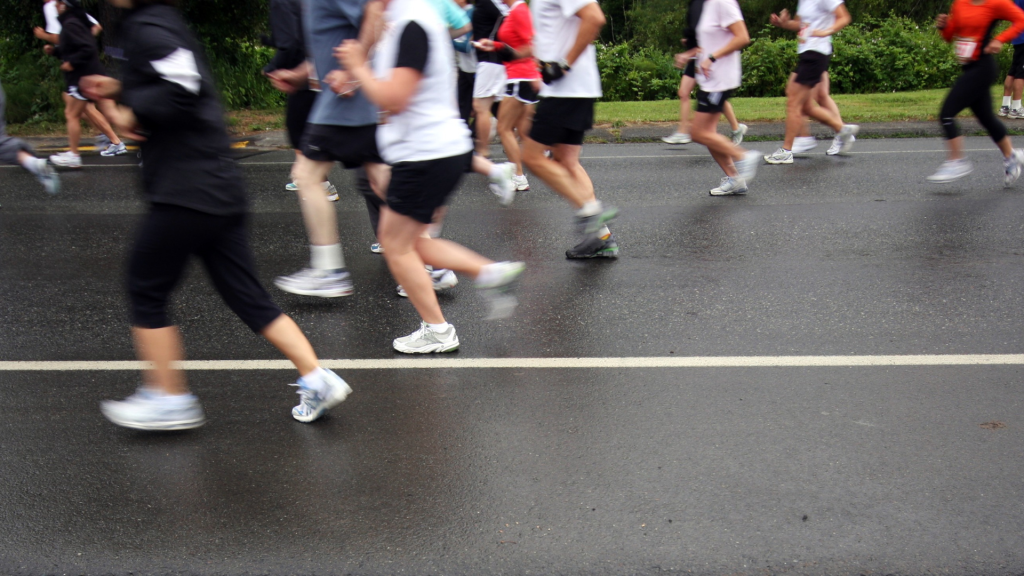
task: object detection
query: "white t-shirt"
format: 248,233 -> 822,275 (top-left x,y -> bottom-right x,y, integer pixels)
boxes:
531,0 -> 602,99
796,0 -> 842,55
43,1 -> 99,35
695,0 -> 744,93
374,0 -> 473,164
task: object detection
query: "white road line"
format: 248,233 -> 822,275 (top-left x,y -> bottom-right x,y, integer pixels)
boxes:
1,354 -> 1022,371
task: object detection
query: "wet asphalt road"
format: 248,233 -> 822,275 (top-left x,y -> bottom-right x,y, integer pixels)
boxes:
1,137 -> 1023,575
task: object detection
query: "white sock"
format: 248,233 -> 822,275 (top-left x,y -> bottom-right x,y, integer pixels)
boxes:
20,157 -> 43,175
576,200 -> 603,218
427,321 -> 451,333
1013,100 -> 1021,110
299,367 -> 329,391
488,163 -> 507,180
310,244 -> 344,271
1004,96 -> 1012,107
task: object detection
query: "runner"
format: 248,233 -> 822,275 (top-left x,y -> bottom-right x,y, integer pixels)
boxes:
337,0 -> 525,353
687,0 -> 761,196
997,0 -> 1024,119
928,0 -> 1024,184
263,0 -> 337,202
476,0 -> 541,191
763,0 -> 859,165
0,79 -> 60,194
45,0 -> 127,169
662,0 -> 747,147
471,0 -> 508,158
269,0 -> 390,298
520,0 -> 619,258
790,71 -> 842,154
83,0 -> 351,430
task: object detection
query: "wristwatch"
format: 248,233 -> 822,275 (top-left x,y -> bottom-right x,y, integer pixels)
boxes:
708,54 -> 717,63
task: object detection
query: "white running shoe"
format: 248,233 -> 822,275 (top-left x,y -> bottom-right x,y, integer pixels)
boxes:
764,148 -> 794,165
30,159 -> 60,194
662,132 -> 692,145
826,136 -> 842,156
927,158 -> 973,183
476,261 -> 525,320
1000,105 -> 1011,117
49,151 -> 82,168
730,124 -> 748,146
830,124 -> 859,155
100,387 -> 205,431
285,181 -> 298,192
393,322 -> 460,353
489,162 -> 516,206
1010,108 -> 1024,119
99,142 -> 127,156
512,173 -> 530,191
1004,149 -> 1024,187
325,181 -> 339,202
273,268 -> 353,297
290,368 -> 352,423
397,268 -> 459,297
736,150 -> 761,183
370,242 -> 384,254
709,176 -> 748,196
792,136 -> 818,154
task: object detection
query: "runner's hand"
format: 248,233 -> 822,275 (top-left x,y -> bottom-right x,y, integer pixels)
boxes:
984,39 -> 1004,54
43,44 -> 54,55
109,106 -> 146,142
33,27 -> 48,41
476,39 -> 496,52
335,40 -> 366,71
935,14 -> 948,30
60,62 -> 73,72
80,75 -> 122,100
700,56 -> 713,79
325,69 -> 360,97
540,60 -> 568,84
770,9 -> 791,28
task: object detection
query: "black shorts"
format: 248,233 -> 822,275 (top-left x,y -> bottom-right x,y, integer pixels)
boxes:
683,59 -> 696,78
66,86 -> 91,102
529,97 -> 595,146
1011,44 -> 1024,78
386,151 -> 472,224
695,89 -> 733,114
286,90 -> 317,150
127,203 -> 282,332
793,50 -> 832,87
301,123 -> 383,168
505,80 -> 540,104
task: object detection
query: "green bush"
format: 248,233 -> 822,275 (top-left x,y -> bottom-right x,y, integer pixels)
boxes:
597,43 -> 681,101
0,38 -> 66,125
203,40 -> 285,110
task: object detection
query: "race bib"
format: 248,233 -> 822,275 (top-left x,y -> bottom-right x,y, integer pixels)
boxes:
954,38 -> 978,64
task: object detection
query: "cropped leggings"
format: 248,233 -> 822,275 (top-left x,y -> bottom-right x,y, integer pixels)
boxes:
940,55 -> 1006,143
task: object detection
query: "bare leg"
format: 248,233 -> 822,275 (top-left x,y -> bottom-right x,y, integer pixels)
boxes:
676,75 -> 696,134
379,208 -> 446,324
522,138 -> 593,208
293,156 -> 339,246
473,96 -> 496,157
133,325 -> 188,395
947,135 -> 965,161
497,96 -> 526,175
783,77 -> 841,150
723,101 -> 740,132
260,314 -> 319,376
692,111 -> 745,175
64,97 -> 87,155
90,100 -> 122,145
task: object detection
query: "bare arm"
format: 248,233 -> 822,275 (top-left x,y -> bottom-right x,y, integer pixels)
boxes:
566,2 -> 605,67
338,39 -> 420,115
699,20 -> 750,77
769,9 -> 802,33
810,4 -> 851,37
358,0 -> 385,52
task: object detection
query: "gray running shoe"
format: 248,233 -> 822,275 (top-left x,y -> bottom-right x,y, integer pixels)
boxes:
999,105 -> 1011,117
397,268 -> 459,297
926,159 -> 973,183
325,181 -> 339,202
393,322 -> 460,354
100,387 -> 205,431
1010,108 -> 1024,119
566,234 -> 619,259
274,268 -> 353,297
1004,149 -> 1024,187
662,132 -> 692,145
764,148 -> 794,165
100,142 -> 128,157
32,159 -> 60,194
709,176 -> 748,196
730,123 -> 748,145
575,205 -> 619,235
290,369 -> 352,423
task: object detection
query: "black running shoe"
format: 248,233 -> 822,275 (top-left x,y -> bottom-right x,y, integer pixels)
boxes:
566,235 -> 619,259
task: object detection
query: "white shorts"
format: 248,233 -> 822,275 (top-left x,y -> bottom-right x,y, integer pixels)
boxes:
473,62 -> 506,100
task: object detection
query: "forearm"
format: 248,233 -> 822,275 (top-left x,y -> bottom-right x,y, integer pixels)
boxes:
358,0 -> 385,52
348,64 -> 411,115
566,6 -> 604,66
450,23 -> 472,39
707,35 -> 749,60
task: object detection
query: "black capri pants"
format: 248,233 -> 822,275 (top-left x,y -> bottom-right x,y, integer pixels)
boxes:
940,55 -> 1006,143
128,203 -> 283,332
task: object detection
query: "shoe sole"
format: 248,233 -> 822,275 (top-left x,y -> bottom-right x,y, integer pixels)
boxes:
291,381 -> 353,423
709,188 -> 748,197
273,280 -> 354,297
764,157 -> 794,165
101,411 -> 205,431
927,171 -> 973,184
566,248 -> 619,259
392,339 -> 460,354
662,139 -> 691,145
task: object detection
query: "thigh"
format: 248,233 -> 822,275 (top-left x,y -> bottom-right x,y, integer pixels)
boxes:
497,96 -> 523,130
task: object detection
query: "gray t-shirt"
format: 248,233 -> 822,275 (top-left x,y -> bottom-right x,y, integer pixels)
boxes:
304,0 -> 378,127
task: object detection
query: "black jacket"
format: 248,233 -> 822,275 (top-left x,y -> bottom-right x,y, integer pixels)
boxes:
54,9 -> 105,87
120,4 -> 245,214
683,0 -> 705,49
263,0 -> 306,74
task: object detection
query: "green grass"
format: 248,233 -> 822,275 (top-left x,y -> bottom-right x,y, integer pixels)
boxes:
595,86 -> 1006,125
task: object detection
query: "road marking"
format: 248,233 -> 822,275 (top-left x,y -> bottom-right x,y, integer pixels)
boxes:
1,354 -> 1022,371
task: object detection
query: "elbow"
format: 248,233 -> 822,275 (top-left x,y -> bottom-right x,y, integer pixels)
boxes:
592,12 -> 607,29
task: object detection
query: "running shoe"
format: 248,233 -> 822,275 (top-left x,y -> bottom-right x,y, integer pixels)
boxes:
764,148 -> 794,165
575,205 -> 619,235
831,124 -> 860,155
100,142 -> 127,157
393,322 -> 460,354
489,162 -> 516,206
49,151 -> 82,169
662,132 -> 692,145
325,181 -> 339,202
475,261 -> 525,320
792,136 -> 818,154
31,159 -> 60,194
709,176 -> 748,196
290,368 -> 352,423
730,124 -> 748,146
736,150 -> 761,183
273,268 -> 354,297
566,234 -> 619,259
285,181 -> 298,192
1004,149 -> 1024,187
370,242 -> 384,254
100,386 -> 205,431
825,136 -> 843,156
1010,108 -> 1024,119
512,173 -> 530,191
95,133 -> 111,149
999,105 -> 1011,117
926,158 -> 973,183
397,268 -> 459,297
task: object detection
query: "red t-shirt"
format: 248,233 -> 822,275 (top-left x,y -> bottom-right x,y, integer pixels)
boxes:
942,0 -> 1024,62
497,1 -> 540,80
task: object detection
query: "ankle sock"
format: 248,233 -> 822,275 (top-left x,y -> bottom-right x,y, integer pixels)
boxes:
310,244 -> 345,272
299,367 -> 330,392
1004,96 -> 1013,107
1014,100 -> 1021,110
427,321 -> 451,333
577,200 -> 603,218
